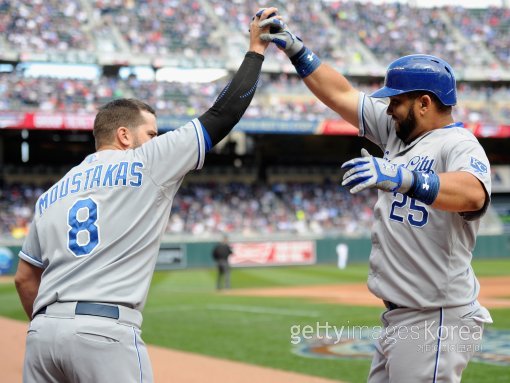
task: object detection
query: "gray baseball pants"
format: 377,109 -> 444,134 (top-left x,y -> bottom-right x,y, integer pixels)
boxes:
368,301 -> 491,383
23,301 -> 153,383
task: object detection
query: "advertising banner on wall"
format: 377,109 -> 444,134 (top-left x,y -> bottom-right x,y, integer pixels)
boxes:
2,112 -> 510,138
230,241 -> 316,267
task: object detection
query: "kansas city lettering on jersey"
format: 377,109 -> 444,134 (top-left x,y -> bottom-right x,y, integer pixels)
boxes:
405,155 -> 435,173
38,161 -> 144,216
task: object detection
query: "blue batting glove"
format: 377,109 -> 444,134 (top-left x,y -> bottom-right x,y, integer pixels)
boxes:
341,149 -> 414,194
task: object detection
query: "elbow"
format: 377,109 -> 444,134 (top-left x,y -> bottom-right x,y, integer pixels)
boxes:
464,190 -> 487,213
199,110 -> 240,148
472,198 -> 486,213
14,272 -> 26,293
459,175 -> 488,213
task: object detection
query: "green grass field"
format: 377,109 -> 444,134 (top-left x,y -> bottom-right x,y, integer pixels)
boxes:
1,259 -> 510,382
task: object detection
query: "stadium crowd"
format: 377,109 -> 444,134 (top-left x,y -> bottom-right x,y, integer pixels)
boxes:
333,2 -> 508,70
0,181 -> 377,239
209,0 -> 346,65
0,1 -> 509,239
1,0 -> 93,53
444,5 -> 510,68
1,0 -> 509,126
0,183 -> 42,239
1,71 -> 509,124
94,0 -> 220,58
1,1 -> 509,69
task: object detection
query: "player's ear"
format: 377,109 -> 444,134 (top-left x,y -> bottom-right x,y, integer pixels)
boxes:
413,94 -> 431,118
419,94 -> 432,110
116,127 -> 132,149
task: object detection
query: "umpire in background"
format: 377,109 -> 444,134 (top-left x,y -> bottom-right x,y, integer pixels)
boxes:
212,234 -> 233,290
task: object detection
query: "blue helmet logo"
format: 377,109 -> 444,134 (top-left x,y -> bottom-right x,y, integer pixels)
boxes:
371,54 -> 457,106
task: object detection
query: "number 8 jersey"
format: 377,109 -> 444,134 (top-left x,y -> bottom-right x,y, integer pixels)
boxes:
19,119 -> 207,314
358,93 -> 492,309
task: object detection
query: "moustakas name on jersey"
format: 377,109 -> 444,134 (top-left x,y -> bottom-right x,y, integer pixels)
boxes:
38,161 -> 144,216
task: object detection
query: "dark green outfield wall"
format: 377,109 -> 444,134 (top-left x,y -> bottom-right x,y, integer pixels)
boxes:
3,234 -> 509,274
184,234 -> 510,268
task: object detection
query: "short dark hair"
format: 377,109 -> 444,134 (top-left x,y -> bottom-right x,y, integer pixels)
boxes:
93,98 -> 156,149
405,91 -> 452,114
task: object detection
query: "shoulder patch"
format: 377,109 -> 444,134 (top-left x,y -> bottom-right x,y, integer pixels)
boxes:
85,154 -> 98,164
470,157 -> 488,174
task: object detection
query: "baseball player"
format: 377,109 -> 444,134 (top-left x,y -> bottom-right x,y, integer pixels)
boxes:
13,8 -> 276,382
260,15 -> 493,383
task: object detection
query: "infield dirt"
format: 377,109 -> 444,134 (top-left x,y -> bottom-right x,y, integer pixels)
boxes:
2,276 -> 508,382
225,277 -> 510,308
0,316 -> 339,383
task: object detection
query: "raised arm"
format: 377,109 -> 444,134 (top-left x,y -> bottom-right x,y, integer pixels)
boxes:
260,14 -> 360,128
198,7 -> 277,148
302,64 -> 360,128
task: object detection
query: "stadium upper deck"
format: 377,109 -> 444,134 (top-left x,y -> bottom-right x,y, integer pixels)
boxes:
0,0 -> 509,77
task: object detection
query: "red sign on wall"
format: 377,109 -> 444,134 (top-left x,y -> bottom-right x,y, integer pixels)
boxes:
318,119 -> 359,135
230,241 -> 316,267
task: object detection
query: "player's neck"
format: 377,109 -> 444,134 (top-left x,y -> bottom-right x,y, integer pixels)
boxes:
96,143 -> 126,151
433,115 -> 455,130
419,115 -> 454,136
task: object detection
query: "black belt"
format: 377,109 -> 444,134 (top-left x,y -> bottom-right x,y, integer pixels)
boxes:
34,302 -> 120,320
383,300 -> 407,311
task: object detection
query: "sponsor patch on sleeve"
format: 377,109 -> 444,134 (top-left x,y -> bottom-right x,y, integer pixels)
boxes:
470,157 -> 488,174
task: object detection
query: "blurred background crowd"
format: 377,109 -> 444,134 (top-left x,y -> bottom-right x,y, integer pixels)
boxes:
0,181 -> 377,238
1,0 -> 508,68
0,0 -> 509,238
1,73 -> 509,124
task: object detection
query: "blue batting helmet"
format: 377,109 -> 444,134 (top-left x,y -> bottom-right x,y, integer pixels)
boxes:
371,54 -> 457,106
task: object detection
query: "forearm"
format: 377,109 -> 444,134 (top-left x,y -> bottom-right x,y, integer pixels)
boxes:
198,52 -> 264,146
15,259 -> 43,319
303,63 -> 360,127
343,153 -> 487,214
431,172 -> 487,212
15,278 -> 41,319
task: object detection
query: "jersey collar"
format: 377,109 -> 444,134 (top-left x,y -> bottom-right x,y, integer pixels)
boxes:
442,122 -> 464,129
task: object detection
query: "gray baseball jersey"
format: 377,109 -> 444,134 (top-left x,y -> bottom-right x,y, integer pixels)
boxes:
19,118 -> 206,314
358,93 -> 491,309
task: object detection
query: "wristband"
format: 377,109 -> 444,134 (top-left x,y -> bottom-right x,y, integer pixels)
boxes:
406,172 -> 440,205
290,46 -> 321,78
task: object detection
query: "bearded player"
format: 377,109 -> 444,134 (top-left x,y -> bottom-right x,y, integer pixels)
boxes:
260,12 -> 493,383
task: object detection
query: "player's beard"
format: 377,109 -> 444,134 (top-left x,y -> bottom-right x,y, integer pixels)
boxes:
395,106 -> 417,144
